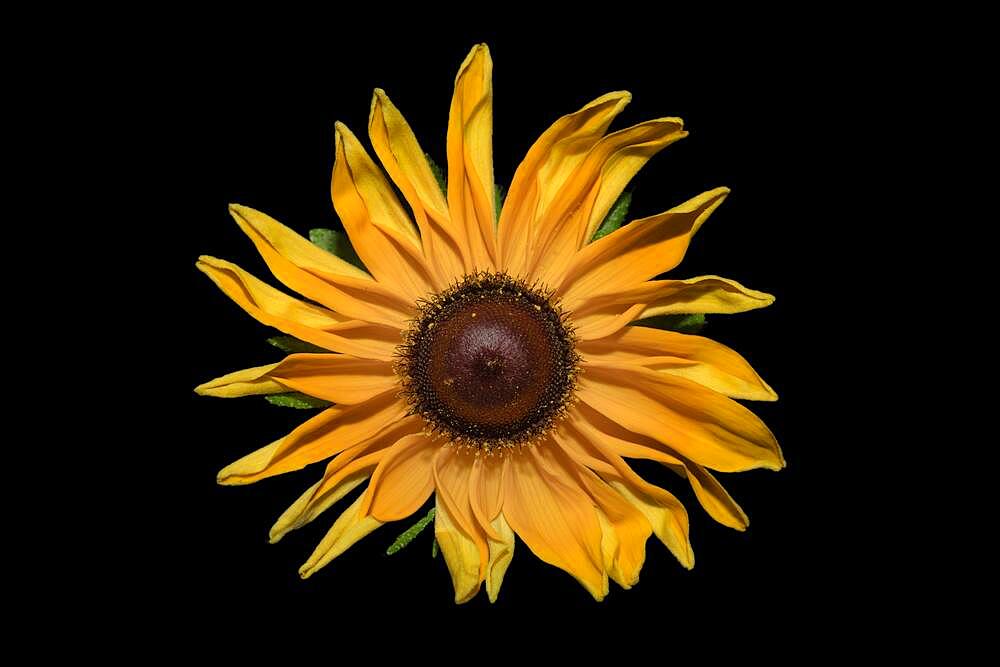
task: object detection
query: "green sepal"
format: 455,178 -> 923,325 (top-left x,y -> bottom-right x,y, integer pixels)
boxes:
632,313 -> 707,334
431,539 -> 439,558
426,153 -> 447,195
386,507 -> 437,555
264,392 -> 333,409
494,183 -> 505,224
591,191 -> 633,242
308,228 -> 365,270
266,335 -> 329,355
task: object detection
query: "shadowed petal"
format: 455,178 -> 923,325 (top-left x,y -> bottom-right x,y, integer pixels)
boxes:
579,326 -> 777,401
197,256 -> 401,360
447,44 -> 498,271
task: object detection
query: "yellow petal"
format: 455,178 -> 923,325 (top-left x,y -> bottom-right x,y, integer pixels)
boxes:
486,513 -> 515,603
228,203 -> 371,281
607,480 -> 693,570
447,44 -> 498,271
332,123 -> 437,301
568,458 -> 650,589
433,448 -> 489,583
639,276 -> 775,317
216,391 -> 408,485
196,256 -> 400,361
579,326 -> 777,401
265,354 -> 399,405
530,118 -> 688,286
559,188 -> 730,308
503,444 -> 607,600
228,205 -> 414,328
575,275 -> 774,320
552,419 -> 691,569
195,362 -> 285,398
469,454 -> 506,540
197,354 -> 398,405
435,489 -> 483,604
498,91 -> 631,275
369,89 -> 465,285
270,416 -> 424,542
299,493 -> 383,579
578,364 -> 784,472
572,403 -> 748,531
361,434 -> 437,522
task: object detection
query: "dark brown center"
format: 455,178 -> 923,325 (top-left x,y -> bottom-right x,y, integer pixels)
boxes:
397,272 -> 578,450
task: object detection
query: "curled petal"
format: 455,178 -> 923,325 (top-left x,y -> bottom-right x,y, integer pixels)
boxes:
299,493 -> 383,579
197,256 -> 400,360
197,353 -> 398,405
579,326 -> 777,401
216,392 -> 408,485
503,444 -> 607,600
559,187 -> 730,307
578,364 -> 783,472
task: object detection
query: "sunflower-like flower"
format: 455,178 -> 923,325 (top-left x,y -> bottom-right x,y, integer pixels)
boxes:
196,44 -> 783,602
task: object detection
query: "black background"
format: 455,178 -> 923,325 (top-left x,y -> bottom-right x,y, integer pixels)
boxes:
138,26 -> 850,638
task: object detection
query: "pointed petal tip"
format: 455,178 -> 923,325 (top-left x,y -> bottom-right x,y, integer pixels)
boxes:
369,89 -> 389,116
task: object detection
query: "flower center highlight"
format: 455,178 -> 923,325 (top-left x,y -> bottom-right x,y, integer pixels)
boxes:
397,272 -> 579,451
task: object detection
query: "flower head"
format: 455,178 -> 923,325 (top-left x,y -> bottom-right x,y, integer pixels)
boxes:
196,44 -> 782,602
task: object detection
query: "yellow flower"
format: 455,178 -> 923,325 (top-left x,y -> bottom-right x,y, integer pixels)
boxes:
196,43 -> 783,603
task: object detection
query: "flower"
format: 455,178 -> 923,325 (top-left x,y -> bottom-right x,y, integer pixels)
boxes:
196,43 -> 783,603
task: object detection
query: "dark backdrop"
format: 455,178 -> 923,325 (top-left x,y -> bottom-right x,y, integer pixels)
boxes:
142,27 -> 844,637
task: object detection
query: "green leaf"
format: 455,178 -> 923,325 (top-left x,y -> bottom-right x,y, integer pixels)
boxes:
591,191 -> 632,242
266,335 -> 329,354
264,392 -> 333,409
494,183 -> 505,224
308,228 -> 365,270
386,507 -> 436,555
431,539 -> 439,558
632,313 -> 707,334
425,153 -> 447,195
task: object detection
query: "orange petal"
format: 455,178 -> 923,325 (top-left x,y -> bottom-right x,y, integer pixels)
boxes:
529,118 -> 688,285
552,443 -> 650,589
498,91 -> 631,276
578,363 -> 783,472
573,303 -> 647,341
361,434 -> 437,522
554,417 -> 693,568
197,353 -> 398,405
369,89 -> 465,285
228,204 -> 414,328
332,123 -> 437,301
503,444 -> 607,600
266,354 -> 398,405
572,403 -> 748,531
216,391 -> 408,485
196,256 -> 400,360
559,188 -> 730,308
468,454 -> 507,540
270,416 -> 425,541
433,448 -> 489,574
578,326 -> 777,401
447,44 -> 498,271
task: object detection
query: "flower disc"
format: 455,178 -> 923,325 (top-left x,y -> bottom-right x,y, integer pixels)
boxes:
398,273 -> 579,450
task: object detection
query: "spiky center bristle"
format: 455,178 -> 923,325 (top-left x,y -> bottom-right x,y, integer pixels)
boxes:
396,272 -> 579,452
